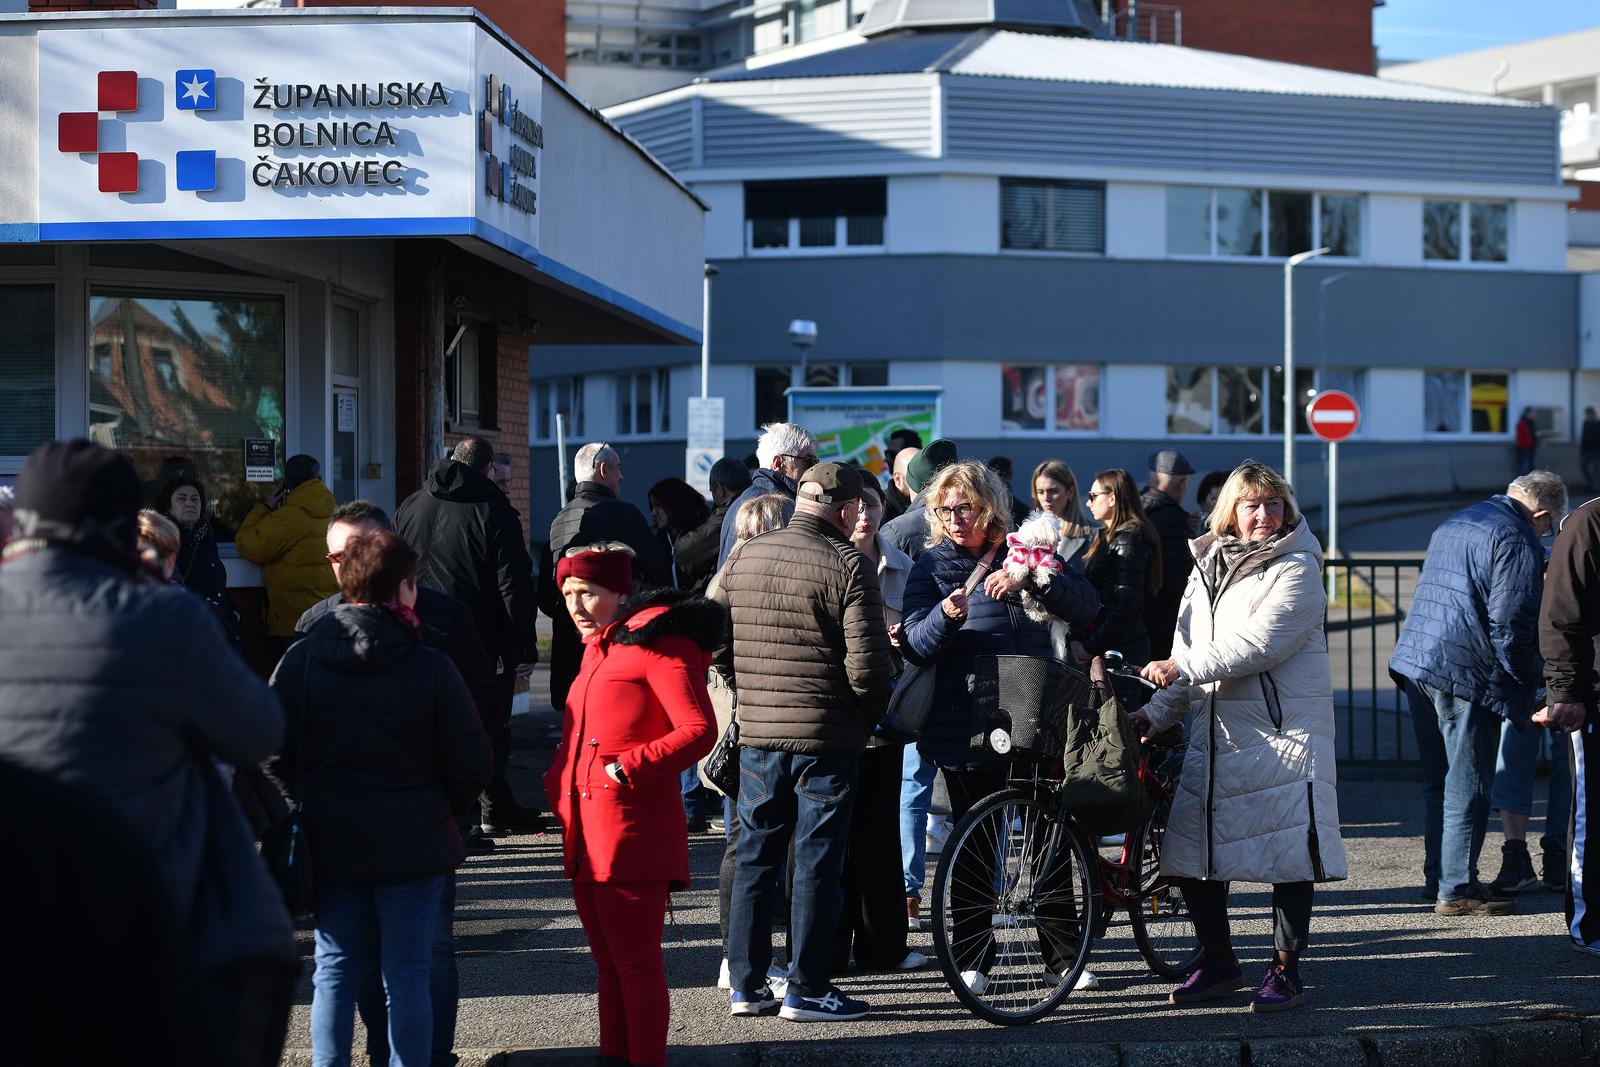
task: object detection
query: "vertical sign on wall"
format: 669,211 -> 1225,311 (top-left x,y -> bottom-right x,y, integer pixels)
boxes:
686,396 -> 725,496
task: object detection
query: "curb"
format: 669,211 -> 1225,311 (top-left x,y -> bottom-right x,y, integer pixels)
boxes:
280,1015 -> 1600,1067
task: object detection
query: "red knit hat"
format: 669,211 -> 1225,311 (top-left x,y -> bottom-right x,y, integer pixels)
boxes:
556,548 -> 634,596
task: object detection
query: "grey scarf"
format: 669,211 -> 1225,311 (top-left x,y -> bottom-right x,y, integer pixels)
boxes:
1205,520 -> 1295,598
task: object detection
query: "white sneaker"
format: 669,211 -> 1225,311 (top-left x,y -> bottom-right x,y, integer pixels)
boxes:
767,964 -> 790,1000
895,950 -> 928,970
960,969 -> 989,994
1041,968 -> 1101,990
925,817 -> 951,856
717,957 -> 731,990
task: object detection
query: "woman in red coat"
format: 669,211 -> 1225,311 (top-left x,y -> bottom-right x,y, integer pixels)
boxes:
542,543 -> 720,1067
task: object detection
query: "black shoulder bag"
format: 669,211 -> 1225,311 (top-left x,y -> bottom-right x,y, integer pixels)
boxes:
260,655 -> 317,919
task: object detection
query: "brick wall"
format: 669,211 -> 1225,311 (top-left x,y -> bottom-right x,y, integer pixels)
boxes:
296,0 -> 566,79
1168,0 -> 1374,75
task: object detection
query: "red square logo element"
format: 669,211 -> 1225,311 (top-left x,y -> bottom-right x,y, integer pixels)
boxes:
58,112 -> 98,153
98,152 -> 139,194
98,71 -> 138,112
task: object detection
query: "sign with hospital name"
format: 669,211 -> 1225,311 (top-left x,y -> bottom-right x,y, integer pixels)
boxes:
36,21 -> 541,257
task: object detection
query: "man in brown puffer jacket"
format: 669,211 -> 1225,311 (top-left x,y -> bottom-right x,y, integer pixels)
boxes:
713,461 -> 895,1022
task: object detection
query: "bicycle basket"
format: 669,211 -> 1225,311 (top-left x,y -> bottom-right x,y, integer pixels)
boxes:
968,654 -> 1089,762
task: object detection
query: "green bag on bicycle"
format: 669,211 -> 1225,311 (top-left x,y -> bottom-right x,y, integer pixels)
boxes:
1057,657 -> 1156,836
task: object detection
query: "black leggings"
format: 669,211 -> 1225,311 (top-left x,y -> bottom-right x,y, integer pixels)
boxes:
1178,878 -> 1314,960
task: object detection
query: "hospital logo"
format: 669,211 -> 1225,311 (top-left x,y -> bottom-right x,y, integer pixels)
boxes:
56,69 -> 220,194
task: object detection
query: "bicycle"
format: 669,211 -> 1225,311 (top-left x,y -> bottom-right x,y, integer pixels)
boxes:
928,653 -> 1202,1026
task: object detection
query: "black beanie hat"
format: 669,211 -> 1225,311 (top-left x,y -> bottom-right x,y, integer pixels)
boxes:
14,440 -> 142,551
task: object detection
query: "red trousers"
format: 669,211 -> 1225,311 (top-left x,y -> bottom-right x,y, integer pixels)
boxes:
572,879 -> 670,1067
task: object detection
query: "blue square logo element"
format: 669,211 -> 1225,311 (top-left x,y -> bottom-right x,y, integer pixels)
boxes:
176,150 -> 217,192
175,69 -> 216,111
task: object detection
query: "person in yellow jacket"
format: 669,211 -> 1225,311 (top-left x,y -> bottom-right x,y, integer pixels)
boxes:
236,454 -> 338,651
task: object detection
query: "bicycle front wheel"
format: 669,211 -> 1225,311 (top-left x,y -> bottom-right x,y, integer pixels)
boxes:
930,787 -> 1098,1025
1127,814 -> 1203,980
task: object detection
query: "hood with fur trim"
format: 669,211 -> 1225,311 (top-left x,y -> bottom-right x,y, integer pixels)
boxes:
606,586 -> 727,652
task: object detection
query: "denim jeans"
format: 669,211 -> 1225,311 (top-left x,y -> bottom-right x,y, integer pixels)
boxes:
311,875 -> 445,1067
1403,678 -> 1503,899
728,746 -> 858,998
901,744 -> 938,895
682,766 -> 712,822
358,873 -> 458,1067
1491,717 -> 1573,853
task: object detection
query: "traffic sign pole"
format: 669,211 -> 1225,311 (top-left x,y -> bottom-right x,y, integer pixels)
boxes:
1305,389 -> 1361,603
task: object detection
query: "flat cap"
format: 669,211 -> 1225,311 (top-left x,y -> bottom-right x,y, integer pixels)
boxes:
797,461 -> 863,504
1148,449 -> 1196,476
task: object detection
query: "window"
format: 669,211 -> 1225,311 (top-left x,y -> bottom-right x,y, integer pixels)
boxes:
88,288 -> 285,535
446,317 -> 494,430
566,5 -> 705,69
745,180 -> 886,253
1425,370 -> 1509,434
1000,364 -> 1101,433
1168,365 -> 1367,437
534,377 -> 585,442
754,363 -> 888,427
1167,187 -> 1363,259
0,285 -> 55,459
1000,179 -> 1105,253
1423,200 -> 1508,263
615,369 -> 670,437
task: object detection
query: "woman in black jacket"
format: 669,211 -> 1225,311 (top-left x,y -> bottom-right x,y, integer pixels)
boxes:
270,529 -> 492,1067
648,477 -> 713,591
1072,467 -> 1163,666
158,476 -> 240,642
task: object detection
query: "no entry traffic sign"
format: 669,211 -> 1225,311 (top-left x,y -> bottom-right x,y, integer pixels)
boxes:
1306,390 -> 1360,444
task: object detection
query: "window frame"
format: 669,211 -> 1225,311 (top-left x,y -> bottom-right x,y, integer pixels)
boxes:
744,179 -> 887,257
752,363 -> 889,429
445,313 -> 496,434
1165,187 -> 1366,263
998,178 -> 1107,257
0,281 -> 61,470
612,368 -> 673,440
1422,368 -> 1513,438
998,363 -> 1105,436
532,376 -> 585,444
1421,198 -> 1511,267
1164,364 -> 1368,440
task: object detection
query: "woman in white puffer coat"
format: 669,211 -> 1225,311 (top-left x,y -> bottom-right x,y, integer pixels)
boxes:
1133,460 -> 1347,1015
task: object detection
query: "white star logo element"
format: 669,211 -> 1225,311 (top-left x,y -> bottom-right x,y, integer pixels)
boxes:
180,74 -> 210,105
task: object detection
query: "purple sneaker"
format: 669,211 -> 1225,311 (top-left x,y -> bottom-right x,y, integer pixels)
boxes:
1168,961 -> 1245,1005
1249,964 -> 1306,1013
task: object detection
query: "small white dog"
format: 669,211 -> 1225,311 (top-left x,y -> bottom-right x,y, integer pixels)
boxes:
1003,510 -> 1074,661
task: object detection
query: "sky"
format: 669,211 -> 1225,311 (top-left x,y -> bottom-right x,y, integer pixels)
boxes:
1375,0 -> 1600,63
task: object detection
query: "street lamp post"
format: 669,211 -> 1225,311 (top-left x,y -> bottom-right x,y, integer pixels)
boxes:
701,264 -> 719,399
788,318 -> 817,384
1283,247 -> 1331,486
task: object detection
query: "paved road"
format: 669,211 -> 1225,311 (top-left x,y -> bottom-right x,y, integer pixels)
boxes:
279,694 -> 1596,1063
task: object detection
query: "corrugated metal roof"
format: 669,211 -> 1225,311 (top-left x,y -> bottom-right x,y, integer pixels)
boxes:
951,33 -> 1537,107
708,28 -> 1539,109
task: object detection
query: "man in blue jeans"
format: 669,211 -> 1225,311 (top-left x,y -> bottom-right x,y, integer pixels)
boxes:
1390,471 -> 1566,916
713,462 -> 896,1022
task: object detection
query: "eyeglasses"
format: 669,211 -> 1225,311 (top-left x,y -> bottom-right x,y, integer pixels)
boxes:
933,503 -> 977,523
326,551 -> 344,565
780,453 -> 818,469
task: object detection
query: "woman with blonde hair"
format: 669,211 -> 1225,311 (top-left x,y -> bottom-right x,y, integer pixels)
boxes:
901,459 -> 1100,991
1030,459 -> 1098,570
1071,468 -> 1163,666
1133,460 -> 1346,1013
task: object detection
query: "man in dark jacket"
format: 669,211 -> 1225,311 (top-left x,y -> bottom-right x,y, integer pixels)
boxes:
1581,407 -> 1600,493
674,456 -> 750,594
296,500 -> 498,1063
714,462 -> 896,1022
718,422 -> 818,568
881,438 -> 958,561
882,428 -> 922,521
396,436 -> 539,833
545,441 -> 670,711
1390,471 -> 1567,917
1140,449 -> 1197,660
0,440 -> 293,1067
1538,495 -> 1600,955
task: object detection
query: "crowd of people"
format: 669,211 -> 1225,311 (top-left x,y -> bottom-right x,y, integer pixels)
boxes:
0,421 -> 1595,1067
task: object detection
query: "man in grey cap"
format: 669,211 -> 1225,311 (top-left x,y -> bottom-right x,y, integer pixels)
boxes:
881,437 -> 959,561
1142,449 -> 1196,660
714,460 -> 895,1022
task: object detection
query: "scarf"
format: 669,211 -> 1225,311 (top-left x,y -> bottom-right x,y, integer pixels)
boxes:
1205,521 -> 1294,599
384,602 -> 422,634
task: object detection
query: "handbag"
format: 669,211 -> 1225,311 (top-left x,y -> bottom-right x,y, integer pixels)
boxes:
1056,655 -> 1157,836
703,717 -> 742,797
879,541 -> 1002,742
260,654 -> 316,919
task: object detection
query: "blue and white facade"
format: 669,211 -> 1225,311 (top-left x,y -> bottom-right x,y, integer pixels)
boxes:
530,8 -> 1581,534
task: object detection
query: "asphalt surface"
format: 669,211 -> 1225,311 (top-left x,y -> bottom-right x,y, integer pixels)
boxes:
279,683 -> 1599,1064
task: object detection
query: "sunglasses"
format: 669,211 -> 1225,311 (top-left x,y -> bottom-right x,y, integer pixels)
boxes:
780,453 -> 818,469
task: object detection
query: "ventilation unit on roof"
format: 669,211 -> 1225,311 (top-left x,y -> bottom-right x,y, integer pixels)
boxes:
858,0 -> 1106,38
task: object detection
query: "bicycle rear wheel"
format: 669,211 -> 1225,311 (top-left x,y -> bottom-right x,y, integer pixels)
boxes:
1127,813 -> 1203,980
930,787 -> 1097,1025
